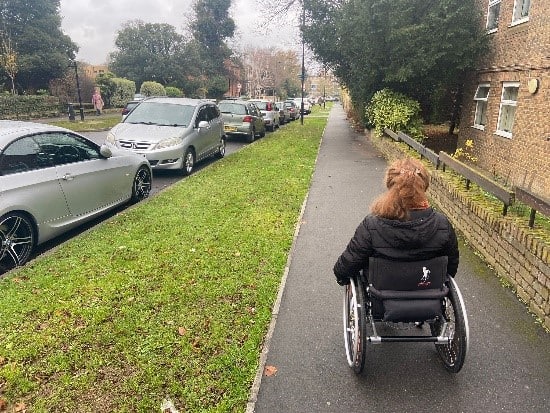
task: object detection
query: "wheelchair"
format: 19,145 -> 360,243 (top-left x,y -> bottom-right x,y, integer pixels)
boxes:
343,256 -> 469,374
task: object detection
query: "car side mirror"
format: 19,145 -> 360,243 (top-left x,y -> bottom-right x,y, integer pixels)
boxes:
198,120 -> 209,129
100,144 -> 112,158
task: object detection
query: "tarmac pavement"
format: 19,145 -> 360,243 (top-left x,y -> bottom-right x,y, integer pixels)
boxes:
248,104 -> 550,413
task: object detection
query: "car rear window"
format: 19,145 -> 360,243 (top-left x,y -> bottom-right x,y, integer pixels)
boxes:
219,103 -> 247,115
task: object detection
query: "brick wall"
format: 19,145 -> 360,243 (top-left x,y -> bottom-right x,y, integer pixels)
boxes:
458,0 -> 550,200
370,133 -> 550,330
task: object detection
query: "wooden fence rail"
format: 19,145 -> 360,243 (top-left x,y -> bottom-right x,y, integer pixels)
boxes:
381,128 -> 549,222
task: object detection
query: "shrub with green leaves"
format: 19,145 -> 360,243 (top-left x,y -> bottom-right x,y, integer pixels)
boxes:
366,88 -> 424,139
140,81 -> 166,97
110,78 -> 136,107
165,86 -> 183,97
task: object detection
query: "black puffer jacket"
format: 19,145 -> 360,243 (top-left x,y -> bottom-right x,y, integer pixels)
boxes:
333,208 -> 459,283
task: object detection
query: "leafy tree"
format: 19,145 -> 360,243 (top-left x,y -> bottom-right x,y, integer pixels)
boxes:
0,31 -> 17,94
190,0 -> 235,69
188,0 -> 236,98
95,72 -> 118,107
0,0 -> 78,92
109,21 -> 184,89
302,0 -> 488,129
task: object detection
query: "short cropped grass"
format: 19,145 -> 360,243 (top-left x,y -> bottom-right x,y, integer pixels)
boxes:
49,111 -> 121,131
0,111 -> 328,412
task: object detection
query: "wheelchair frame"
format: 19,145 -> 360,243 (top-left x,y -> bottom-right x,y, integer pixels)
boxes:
343,261 -> 469,374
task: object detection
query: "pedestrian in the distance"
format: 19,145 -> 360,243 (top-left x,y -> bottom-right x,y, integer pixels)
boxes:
333,157 -> 459,285
92,88 -> 104,116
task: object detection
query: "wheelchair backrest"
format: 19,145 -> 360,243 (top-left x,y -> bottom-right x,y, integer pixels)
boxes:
368,256 -> 448,291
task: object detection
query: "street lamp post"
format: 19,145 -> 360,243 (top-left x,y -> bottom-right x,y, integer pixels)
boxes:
69,60 -> 84,121
300,4 -> 305,125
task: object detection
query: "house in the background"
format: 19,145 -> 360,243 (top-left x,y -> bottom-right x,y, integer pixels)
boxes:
83,65 -> 108,79
457,0 -> 549,199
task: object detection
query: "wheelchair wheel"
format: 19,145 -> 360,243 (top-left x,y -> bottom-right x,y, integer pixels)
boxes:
343,277 -> 367,373
431,277 -> 469,373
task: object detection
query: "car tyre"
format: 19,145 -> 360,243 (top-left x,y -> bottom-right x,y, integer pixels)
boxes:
130,166 -> 152,203
247,128 -> 255,143
0,212 -> 35,271
216,137 -> 226,159
181,148 -> 195,176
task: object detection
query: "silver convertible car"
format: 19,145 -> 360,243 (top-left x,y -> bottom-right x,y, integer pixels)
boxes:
0,121 -> 152,272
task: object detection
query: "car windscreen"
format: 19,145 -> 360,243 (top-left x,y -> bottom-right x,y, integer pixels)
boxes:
125,102 -> 195,127
219,103 -> 247,115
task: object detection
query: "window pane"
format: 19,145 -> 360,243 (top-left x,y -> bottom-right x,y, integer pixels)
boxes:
513,0 -> 530,21
0,137 -> 41,175
475,86 -> 490,99
498,105 -> 516,132
487,2 -> 501,30
503,86 -> 518,101
475,101 -> 488,126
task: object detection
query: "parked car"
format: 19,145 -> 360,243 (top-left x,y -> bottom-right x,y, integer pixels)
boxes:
106,97 -> 226,176
276,101 -> 291,125
121,99 -> 142,119
218,99 -> 266,143
291,98 -> 311,115
249,100 -> 280,131
284,100 -> 299,121
0,120 -> 152,271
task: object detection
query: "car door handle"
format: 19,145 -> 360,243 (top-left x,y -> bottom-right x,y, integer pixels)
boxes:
62,173 -> 74,181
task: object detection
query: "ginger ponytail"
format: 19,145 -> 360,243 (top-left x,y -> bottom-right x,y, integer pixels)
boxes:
371,158 -> 430,220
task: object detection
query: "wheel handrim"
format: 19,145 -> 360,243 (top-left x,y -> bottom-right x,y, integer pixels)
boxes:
343,282 -> 360,367
0,214 -> 34,268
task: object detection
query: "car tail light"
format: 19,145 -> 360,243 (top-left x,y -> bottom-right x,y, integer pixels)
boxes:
243,115 -> 253,123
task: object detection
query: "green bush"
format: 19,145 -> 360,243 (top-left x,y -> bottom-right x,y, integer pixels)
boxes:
140,81 -> 166,97
0,95 -> 60,119
165,86 -> 183,97
365,89 -> 424,139
110,78 -> 136,107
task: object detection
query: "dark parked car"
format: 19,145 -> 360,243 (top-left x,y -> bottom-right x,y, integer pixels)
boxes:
121,99 -> 143,119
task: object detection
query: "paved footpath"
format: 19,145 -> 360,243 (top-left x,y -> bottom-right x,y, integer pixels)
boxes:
249,104 -> 550,413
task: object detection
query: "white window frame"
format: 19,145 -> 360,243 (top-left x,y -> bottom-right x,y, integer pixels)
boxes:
486,0 -> 501,33
473,83 -> 490,130
511,0 -> 530,26
496,82 -> 520,139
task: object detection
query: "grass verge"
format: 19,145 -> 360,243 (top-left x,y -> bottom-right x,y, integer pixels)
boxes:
0,111 -> 328,412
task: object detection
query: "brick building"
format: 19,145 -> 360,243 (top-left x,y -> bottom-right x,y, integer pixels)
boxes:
458,0 -> 549,199
83,65 -> 108,79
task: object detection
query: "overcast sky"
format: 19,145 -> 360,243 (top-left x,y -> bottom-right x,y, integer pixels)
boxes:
59,0 -> 301,64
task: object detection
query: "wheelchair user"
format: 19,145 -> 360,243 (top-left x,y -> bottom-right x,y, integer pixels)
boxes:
333,157 -> 459,286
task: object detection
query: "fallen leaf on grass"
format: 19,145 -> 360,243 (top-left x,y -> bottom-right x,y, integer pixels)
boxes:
264,365 -> 277,376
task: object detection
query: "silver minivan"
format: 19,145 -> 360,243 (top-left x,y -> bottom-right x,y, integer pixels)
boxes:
106,97 -> 226,175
